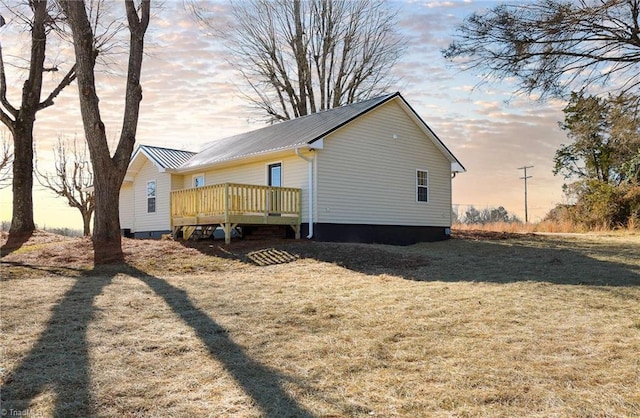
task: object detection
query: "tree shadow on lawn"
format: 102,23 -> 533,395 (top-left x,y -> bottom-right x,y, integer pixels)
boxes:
192,235 -> 640,287
0,272 -> 112,417
1,260 -> 86,280
0,264 -> 313,417
0,231 -> 33,258
415,237 -> 640,287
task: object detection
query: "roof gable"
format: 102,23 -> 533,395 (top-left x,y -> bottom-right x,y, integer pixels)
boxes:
140,145 -> 196,169
129,145 -> 196,173
124,145 -> 196,184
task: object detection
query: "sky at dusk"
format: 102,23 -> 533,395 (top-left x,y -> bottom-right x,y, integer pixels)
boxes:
0,0 -> 572,230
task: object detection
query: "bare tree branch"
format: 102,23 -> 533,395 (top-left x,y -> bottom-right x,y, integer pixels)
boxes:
0,43 -> 18,119
443,0 -> 640,99
38,63 -> 76,110
0,130 -> 13,189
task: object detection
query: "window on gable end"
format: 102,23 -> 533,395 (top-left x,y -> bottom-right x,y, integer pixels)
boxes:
147,180 -> 156,213
417,170 -> 428,203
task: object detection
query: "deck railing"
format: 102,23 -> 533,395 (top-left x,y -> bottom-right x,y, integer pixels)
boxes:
170,182 -> 302,221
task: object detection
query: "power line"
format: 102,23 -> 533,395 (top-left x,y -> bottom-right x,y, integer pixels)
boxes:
517,166 -> 534,222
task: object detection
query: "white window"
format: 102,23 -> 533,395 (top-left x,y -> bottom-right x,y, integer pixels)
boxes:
193,174 -> 205,188
147,180 -> 156,213
416,170 -> 428,203
268,162 -> 282,187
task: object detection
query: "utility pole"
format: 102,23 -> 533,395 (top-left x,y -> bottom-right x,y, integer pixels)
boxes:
517,166 -> 533,223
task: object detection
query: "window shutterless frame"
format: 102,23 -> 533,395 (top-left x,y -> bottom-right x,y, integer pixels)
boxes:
146,180 -> 157,213
267,162 -> 282,187
192,173 -> 205,188
267,162 -> 282,215
416,169 -> 428,203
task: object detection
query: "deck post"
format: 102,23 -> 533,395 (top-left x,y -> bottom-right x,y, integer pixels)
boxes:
224,183 -> 230,223
297,188 -> 302,239
222,223 -> 231,244
195,187 -> 200,215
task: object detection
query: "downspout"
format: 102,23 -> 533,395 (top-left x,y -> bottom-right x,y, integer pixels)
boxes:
295,148 -> 314,239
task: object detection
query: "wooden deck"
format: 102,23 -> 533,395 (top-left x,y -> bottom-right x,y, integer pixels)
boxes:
170,183 -> 302,243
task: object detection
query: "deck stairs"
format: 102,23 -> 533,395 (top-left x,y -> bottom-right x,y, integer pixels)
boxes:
191,225 -> 215,240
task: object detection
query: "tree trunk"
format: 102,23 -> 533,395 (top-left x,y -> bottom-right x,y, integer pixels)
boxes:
292,0 -> 308,116
91,163 -> 124,262
9,125 -> 35,235
60,0 -> 149,264
82,208 -> 92,236
5,0 -> 49,237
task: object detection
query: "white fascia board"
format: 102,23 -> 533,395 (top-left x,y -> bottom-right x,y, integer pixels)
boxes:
451,162 -> 466,173
128,146 -> 144,166
309,137 -> 324,149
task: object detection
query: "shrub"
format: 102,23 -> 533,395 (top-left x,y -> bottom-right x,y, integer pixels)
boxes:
545,180 -> 640,230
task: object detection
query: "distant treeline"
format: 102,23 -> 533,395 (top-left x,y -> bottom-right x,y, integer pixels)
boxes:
453,206 -> 521,225
0,221 -> 83,237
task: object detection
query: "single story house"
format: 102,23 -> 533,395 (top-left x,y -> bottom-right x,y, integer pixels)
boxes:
119,92 -> 465,244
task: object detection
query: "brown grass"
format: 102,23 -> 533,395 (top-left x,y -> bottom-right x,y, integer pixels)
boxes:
1,231 -> 639,417
453,220 -> 640,234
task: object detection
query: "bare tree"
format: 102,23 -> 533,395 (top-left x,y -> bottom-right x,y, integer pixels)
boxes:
59,0 -> 150,263
443,0 -> 640,99
36,136 -> 94,235
0,0 -> 126,242
0,130 -> 12,189
191,0 -> 405,122
0,1 -> 77,237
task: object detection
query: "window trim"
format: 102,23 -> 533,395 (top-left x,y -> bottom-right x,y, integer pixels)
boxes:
146,180 -> 157,213
192,173 -> 205,188
267,161 -> 283,187
416,169 -> 429,203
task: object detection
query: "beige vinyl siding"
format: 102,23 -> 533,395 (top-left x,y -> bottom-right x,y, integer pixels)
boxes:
133,159 -> 172,232
170,174 -> 185,191
316,100 -> 452,227
180,175 -> 190,190
119,183 -> 134,230
178,153 -> 311,222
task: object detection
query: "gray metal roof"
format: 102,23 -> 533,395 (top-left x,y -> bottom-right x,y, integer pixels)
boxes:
133,92 -> 465,173
139,145 -> 196,169
180,93 -> 399,170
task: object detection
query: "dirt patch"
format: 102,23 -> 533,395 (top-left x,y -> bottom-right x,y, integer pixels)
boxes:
187,238 -> 430,273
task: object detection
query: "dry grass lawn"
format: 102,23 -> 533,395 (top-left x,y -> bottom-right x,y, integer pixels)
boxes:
1,230 -> 639,417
